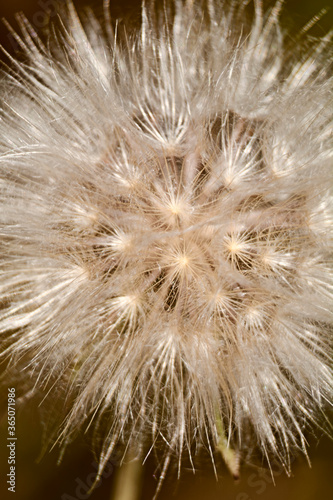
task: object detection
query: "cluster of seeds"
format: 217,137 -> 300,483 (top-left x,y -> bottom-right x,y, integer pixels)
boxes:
0,0 -> 332,487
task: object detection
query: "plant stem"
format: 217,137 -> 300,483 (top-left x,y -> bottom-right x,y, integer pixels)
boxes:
216,413 -> 240,480
111,456 -> 143,500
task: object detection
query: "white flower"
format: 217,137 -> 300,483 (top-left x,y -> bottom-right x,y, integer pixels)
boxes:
0,0 -> 332,492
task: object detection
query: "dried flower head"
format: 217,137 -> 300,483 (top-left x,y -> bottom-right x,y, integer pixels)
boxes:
0,0 -> 332,491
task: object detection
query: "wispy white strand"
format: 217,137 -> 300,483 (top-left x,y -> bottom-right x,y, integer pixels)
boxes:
0,0 -> 332,490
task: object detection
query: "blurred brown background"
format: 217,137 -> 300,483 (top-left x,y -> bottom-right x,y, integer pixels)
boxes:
0,1 -> 332,500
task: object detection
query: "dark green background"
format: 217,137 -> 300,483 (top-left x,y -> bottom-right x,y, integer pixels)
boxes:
0,1 -> 332,500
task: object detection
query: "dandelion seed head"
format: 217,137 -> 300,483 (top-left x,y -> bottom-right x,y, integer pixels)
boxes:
0,0 -> 332,488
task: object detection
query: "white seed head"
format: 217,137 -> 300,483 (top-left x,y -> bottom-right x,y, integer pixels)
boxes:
0,0 -> 332,489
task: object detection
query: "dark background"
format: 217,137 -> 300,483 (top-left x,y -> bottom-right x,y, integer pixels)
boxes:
0,0 -> 333,52
0,1 -> 332,500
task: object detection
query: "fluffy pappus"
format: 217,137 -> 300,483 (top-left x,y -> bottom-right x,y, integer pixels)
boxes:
0,0 -> 332,493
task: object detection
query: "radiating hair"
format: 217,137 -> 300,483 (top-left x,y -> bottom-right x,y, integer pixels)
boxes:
0,0 -> 332,493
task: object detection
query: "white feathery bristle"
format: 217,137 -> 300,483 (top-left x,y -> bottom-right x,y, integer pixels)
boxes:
0,0 -> 332,490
